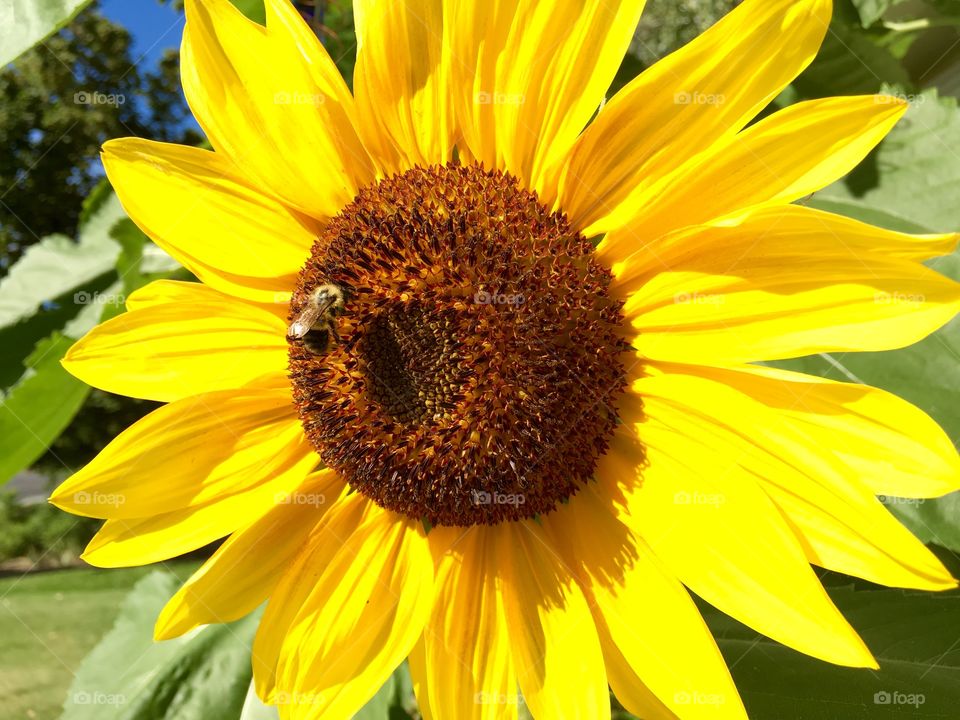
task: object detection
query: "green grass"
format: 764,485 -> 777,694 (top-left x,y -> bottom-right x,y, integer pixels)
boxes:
0,560 -> 201,720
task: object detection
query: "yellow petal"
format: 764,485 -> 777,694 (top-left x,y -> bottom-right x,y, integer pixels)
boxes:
253,493 -> 374,702
616,212 -> 960,363
601,633 -> 678,720
354,0 -> 453,174
632,363 -> 957,591
80,470 -> 306,567
181,0 -> 374,217
102,138 -> 314,304
155,469 -> 345,640
499,521 -> 610,720
448,0 -> 647,194
557,0 -> 830,236
50,388 -> 315,518
421,526 -> 517,720
605,203 -> 959,279
599,96 -> 909,261
256,495 -> 434,719
543,488 -> 747,719
407,638 -> 436,720
63,281 -> 288,402
601,397 -> 877,668
701,363 -> 960,500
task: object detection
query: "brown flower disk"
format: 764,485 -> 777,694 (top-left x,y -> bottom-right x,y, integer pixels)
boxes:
288,163 -> 628,526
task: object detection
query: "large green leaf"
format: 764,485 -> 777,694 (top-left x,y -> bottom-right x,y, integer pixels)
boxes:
0,333 -> 90,485
792,21 -> 911,98
0,192 -> 125,331
819,89 -> 960,232
702,582 -> 960,719
237,662 -> 417,719
851,0 -> 909,27
0,173 -> 186,482
60,571 -> 256,720
3,0 -> 93,65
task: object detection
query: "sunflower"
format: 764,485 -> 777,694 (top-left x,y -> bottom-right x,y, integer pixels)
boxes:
50,0 -> 960,717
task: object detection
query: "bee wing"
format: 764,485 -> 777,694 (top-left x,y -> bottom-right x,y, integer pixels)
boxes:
287,304 -> 324,339
287,295 -> 341,339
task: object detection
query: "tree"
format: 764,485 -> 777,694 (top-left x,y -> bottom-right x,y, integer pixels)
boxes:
0,0 -> 200,271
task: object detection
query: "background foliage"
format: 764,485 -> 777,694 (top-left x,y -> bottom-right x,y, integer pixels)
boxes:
1,0 -> 960,719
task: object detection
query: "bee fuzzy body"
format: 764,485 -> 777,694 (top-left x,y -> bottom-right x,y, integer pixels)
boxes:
287,283 -> 347,356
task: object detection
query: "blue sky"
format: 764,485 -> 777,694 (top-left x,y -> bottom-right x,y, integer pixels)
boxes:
100,0 -> 185,70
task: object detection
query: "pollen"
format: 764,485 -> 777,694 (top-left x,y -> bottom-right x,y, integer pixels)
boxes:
288,163 -> 629,526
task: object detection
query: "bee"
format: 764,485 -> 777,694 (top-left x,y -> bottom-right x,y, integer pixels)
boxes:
287,284 -> 347,355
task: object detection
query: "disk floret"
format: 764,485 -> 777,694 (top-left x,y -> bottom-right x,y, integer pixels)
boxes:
289,163 -> 628,526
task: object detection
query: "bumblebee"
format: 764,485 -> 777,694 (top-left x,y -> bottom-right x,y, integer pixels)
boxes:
287,284 -> 347,355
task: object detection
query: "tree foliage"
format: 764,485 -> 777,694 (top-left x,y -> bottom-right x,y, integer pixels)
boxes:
0,0 -> 200,270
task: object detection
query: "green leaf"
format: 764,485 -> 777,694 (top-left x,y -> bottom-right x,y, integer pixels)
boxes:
851,0 -> 908,27
3,0 -> 93,65
820,89 -> 960,232
884,494 -> 960,556
701,582 -> 960,719
238,684 -> 279,720
792,21 -> 911,98
236,663 -> 417,719
0,333 -> 90,485
0,193 -> 125,331
230,0 -> 265,23
807,197 -> 934,234
61,571 -> 257,720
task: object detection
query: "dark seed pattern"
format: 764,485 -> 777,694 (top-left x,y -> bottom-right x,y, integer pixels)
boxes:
288,163 -> 628,526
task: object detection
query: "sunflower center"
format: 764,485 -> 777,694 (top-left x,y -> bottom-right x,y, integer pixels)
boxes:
288,163 -> 628,526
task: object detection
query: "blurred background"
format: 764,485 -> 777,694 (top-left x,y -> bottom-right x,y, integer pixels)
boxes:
1,0 -> 960,718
